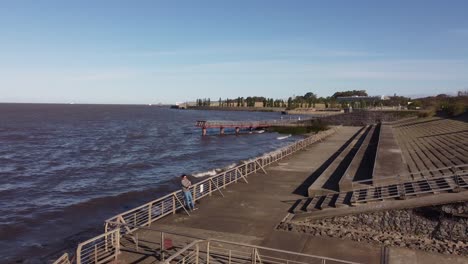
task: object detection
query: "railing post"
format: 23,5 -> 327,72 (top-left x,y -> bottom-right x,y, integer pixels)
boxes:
172,195 -> 176,215
94,244 -> 98,263
105,222 -> 109,252
251,248 -> 256,264
76,245 -> 82,264
223,172 -> 226,189
115,229 -> 120,258
193,184 -> 197,202
209,180 -> 212,196
148,203 -> 152,226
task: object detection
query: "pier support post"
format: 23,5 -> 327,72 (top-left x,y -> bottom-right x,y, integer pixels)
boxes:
235,127 -> 240,135
220,127 -> 225,135
202,127 -> 207,136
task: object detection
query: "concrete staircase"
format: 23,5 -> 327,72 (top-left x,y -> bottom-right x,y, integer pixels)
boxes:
290,167 -> 468,217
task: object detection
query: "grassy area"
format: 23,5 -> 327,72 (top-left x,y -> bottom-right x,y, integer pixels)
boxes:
270,120 -> 329,135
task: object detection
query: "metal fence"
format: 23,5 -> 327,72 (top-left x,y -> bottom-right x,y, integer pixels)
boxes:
97,223 -> 361,264
52,253 -> 71,264
351,169 -> 468,204
105,127 -> 340,237
195,119 -> 307,128
75,228 -> 120,264
161,236 -> 361,264
352,164 -> 468,189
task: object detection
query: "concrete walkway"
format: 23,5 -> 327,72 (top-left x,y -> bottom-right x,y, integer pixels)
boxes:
119,126 -> 383,263
117,125 -> 466,264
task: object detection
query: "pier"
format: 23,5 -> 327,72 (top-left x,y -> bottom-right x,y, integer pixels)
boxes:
196,119 -> 302,135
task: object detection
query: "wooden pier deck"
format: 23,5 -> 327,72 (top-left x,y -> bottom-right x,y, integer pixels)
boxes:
195,119 -> 303,135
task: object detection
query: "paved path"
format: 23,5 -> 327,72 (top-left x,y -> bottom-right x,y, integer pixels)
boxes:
117,125 -> 467,264
119,126 -> 382,263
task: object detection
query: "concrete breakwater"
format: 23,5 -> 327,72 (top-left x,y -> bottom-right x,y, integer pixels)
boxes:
279,202 -> 468,256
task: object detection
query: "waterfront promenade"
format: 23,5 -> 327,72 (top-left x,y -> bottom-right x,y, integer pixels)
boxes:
118,126 -> 383,263
114,122 -> 468,264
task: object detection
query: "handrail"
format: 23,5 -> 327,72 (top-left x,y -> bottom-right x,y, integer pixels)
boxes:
353,164 -> 468,186
105,126 -> 341,236
162,240 -> 204,263
76,228 -> 120,264
52,253 -> 71,264
196,118 -> 309,128
104,222 -> 360,264
160,236 -> 361,264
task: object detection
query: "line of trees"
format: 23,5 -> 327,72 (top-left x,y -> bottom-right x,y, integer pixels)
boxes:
195,90 -> 418,109
196,98 -> 211,106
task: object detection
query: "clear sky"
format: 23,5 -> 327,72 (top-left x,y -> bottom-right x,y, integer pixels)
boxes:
1,0 -> 467,104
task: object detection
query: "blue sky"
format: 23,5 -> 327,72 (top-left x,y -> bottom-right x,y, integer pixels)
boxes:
1,0 -> 468,104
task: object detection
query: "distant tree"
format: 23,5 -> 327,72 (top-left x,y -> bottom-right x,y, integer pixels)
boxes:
332,90 -> 368,98
287,97 -> 293,108
457,90 -> 468,97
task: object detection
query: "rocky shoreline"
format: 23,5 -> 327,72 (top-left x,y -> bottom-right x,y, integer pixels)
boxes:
278,202 -> 468,256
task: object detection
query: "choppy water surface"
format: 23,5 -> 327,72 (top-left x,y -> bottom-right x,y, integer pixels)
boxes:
0,104 -> 303,262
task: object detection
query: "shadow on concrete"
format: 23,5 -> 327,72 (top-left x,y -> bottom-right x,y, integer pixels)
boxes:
353,123 -> 381,183
322,125 -> 372,192
292,127 -> 366,197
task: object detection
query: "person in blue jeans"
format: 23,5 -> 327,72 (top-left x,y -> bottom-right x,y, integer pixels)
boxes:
181,174 -> 197,211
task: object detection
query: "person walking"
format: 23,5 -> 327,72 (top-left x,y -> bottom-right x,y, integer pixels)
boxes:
181,174 -> 196,211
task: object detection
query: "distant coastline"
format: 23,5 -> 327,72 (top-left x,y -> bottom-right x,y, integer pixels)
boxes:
187,106 -> 284,112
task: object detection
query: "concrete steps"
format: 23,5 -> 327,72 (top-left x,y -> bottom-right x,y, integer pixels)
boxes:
339,125 -> 376,191
290,170 -> 468,217
307,126 -> 368,196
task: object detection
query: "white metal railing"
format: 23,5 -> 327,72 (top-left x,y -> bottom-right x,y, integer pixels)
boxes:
105,127 -> 341,236
105,223 -> 362,264
161,236 -> 361,264
351,171 -> 468,204
352,164 -> 468,188
52,253 -> 71,264
196,118 -> 309,128
75,228 -> 120,264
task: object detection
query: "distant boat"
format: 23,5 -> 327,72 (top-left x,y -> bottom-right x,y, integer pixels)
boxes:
254,130 -> 265,134
277,134 -> 292,140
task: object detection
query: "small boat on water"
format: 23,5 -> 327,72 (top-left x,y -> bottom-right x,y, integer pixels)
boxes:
277,134 -> 292,140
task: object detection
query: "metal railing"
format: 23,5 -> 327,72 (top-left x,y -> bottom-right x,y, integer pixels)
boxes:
104,223 -> 361,264
161,237 -> 361,264
352,164 -> 468,189
52,253 -> 71,264
105,127 -> 341,237
351,170 -> 468,204
196,118 -> 312,128
75,228 -> 120,264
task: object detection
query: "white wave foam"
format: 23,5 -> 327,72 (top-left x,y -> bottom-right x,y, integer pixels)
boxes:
192,169 -> 218,178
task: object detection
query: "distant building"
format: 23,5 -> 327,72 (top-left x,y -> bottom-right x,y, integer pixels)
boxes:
254,101 -> 264,108
314,103 -> 326,109
336,95 -> 388,102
